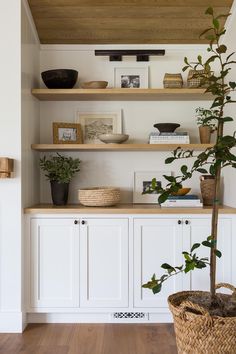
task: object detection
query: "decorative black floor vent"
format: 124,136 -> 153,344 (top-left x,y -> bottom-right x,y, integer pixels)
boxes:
113,312 -> 147,319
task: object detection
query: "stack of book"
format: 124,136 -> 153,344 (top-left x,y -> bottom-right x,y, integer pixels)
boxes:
149,132 -> 190,144
161,195 -> 203,208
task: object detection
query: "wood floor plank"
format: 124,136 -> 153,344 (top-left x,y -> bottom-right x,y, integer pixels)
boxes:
0,324 -> 177,354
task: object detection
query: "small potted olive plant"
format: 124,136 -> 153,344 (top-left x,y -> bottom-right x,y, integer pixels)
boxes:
40,153 -> 81,205
195,107 -> 218,143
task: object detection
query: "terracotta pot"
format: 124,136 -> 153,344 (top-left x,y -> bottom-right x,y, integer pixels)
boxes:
200,175 -> 215,206
199,125 -> 211,144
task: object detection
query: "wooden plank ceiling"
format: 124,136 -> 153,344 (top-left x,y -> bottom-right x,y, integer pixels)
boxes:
28,0 -> 233,44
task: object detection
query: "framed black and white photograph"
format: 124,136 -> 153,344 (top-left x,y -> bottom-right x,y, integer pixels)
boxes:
133,171 -> 171,204
114,67 -> 149,88
77,111 -> 122,144
53,122 -> 83,144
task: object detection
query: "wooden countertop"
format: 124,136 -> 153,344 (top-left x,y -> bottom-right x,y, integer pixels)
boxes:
24,204 -> 236,214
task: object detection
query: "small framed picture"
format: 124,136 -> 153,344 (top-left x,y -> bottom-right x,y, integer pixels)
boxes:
77,111 -> 122,144
53,122 -> 83,144
114,67 -> 149,88
133,171 -> 171,204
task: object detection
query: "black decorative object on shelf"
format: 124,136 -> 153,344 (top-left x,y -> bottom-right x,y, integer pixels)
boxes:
41,69 -> 78,89
95,49 -> 165,62
153,123 -> 180,133
50,181 -> 69,205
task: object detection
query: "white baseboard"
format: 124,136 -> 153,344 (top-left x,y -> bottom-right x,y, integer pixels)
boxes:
0,312 -> 26,333
27,312 -> 173,324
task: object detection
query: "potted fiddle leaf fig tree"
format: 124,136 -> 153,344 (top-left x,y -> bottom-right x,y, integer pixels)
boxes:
40,153 -> 81,205
143,7 -> 236,354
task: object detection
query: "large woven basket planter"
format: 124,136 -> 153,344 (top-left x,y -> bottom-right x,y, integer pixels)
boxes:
168,283 -> 236,354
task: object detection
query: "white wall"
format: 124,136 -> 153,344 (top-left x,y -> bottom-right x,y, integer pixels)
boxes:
21,0 -> 40,329
40,45 -> 214,203
0,0 -> 22,332
0,0 -> 39,332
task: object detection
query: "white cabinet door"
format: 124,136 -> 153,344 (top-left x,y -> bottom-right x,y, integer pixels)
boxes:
186,217 -> 232,291
30,218 -> 79,309
80,218 -> 129,308
134,218 -> 186,308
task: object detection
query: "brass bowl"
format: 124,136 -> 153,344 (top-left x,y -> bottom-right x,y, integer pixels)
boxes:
171,188 -> 191,196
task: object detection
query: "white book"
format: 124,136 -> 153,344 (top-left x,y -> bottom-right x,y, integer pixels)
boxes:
149,139 -> 190,144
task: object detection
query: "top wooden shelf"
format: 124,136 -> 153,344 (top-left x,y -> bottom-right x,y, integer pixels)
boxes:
31,88 -> 212,101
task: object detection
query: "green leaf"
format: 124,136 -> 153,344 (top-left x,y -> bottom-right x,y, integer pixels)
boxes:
182,65 -> 189,72
214,249 -> 222,258
158,192 -> 170,204
216,45 -> 227,54
205,7 -> 213,15
163,175 -> 175,183
181,165 -> 188,175
202,240 -> 212,248
229,81 -> 236,89
161,263 -> 173,270
196,168 -> 208,174
152,283 -> 162,294
191,243 -> 201,253
165,157 -> 176,164
196,261 -> 207,269
213,18 -> 220,30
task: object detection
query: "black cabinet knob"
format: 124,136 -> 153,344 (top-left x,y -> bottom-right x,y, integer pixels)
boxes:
178,220 -> 182,225
81,220 -> 86,225
185,220 -> 189,225
74,220 -> 78,225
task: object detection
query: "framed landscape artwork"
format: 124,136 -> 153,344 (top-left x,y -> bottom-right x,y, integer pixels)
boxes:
114,67 -> 149,88
77,111 -> 122,143
133,170 -> 171,204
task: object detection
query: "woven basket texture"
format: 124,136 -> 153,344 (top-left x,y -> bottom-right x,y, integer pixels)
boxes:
187,69 -> 210,88
200,178 -> 215,206
78,187 -> 120,206
168,284 -> 236,354
163,73 -> 183,88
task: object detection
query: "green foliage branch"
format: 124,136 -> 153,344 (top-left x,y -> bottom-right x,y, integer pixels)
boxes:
40,153 -> 81,183
143,7 -> 236,301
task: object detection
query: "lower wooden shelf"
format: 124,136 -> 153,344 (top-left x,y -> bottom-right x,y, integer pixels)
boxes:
31,143 -> 213,152
24,204 -> 236,215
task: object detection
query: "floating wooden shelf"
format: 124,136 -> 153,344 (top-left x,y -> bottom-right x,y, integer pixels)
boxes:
24,204 -> 236,215
31,143 -> 213,152
0,157 -> 14,178
31,88 -> 212,101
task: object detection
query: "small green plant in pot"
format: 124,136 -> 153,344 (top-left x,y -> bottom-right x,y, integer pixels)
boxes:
142,7 -> 236,354
195,107 -> 218,143
40,153 -> 81,205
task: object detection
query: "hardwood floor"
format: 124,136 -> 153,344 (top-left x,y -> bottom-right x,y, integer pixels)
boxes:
0,324 -> 177,354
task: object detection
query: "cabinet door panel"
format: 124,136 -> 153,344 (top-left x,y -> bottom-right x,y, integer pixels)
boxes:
30,218 -> 79,308
188,218 -> 232,291
80,218 -> 129,308
134,218 -> 184,308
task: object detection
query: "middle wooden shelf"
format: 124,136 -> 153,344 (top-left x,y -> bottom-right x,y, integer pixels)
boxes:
31,143 -> 213,152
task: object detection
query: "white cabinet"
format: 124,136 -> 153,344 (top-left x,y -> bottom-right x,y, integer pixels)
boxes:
187,218 -> 232,291
133,218 -> 186,308
80,218 -> 129,308
29,218 -> 79,309
26,213 -> 234,322
133,216 -> 233,308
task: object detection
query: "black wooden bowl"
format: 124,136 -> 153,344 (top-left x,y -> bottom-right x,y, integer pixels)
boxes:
153,123 -> 180,133
41,69 -> 78,89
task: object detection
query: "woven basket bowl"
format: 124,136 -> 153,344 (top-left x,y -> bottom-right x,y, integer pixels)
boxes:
78,187 -> 121,206
168,283 -> 236,354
